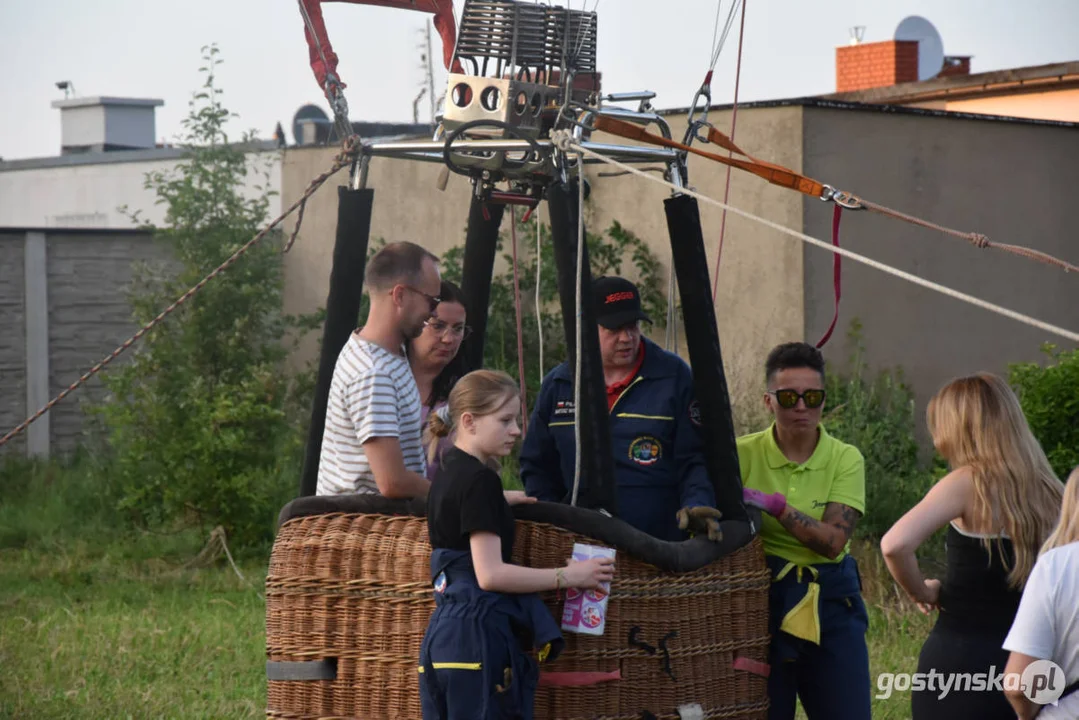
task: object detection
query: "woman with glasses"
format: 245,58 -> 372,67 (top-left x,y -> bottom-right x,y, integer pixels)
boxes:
881,373 -> 1063,720
407,280 -> 472,480
737,342 -> 871,720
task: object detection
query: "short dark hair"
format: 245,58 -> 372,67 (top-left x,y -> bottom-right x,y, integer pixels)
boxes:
365,241 -> 439,292
765,342 -> 825,384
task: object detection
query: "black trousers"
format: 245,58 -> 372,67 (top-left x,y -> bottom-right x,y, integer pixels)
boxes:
912,620 -> 1014,720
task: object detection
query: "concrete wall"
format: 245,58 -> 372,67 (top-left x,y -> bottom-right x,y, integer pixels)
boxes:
802,107 -> 1079,443
0,234 -> 27,456
0,230 -> 172,458
0,151 -> 282,229
279,106 -> 806,427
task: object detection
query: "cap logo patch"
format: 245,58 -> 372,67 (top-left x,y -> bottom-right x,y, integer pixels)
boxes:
605,291 -> 635,304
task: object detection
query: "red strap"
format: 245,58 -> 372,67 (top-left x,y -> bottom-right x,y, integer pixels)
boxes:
733,656 -> 771,678
302,0 -> 461,90
815,205 -> 843,349
538,670 -> 622,687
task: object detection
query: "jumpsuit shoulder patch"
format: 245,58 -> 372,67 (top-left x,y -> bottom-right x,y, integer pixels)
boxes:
688,400 -> 702,427
628,436 -> 663,466
433,571 -> 447,594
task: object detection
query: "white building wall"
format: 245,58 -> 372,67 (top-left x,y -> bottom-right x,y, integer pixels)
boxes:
0,150 -> 283,229
59,105 -> 106,149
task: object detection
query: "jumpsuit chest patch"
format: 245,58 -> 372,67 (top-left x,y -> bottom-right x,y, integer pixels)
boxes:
628,436 -> 663,466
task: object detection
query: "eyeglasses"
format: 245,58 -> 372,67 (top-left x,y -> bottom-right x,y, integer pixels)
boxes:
399,286 -> 441,314
769,388 -> 826,409
424,319 -> 472,340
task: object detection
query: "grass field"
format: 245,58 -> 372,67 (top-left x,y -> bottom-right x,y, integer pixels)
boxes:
0,465 -> 939,719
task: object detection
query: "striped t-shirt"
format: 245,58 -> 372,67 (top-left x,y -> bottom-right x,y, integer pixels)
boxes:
316,333 -> 426,495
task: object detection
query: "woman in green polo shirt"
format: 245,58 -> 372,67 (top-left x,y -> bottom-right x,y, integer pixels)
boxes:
739,342 -> 870,720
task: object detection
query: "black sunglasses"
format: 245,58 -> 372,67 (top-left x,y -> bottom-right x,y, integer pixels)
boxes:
401,286 -> 441,313
769,388 -> 826,409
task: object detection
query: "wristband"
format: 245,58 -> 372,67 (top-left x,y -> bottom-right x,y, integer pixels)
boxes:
555,568 -> 567,590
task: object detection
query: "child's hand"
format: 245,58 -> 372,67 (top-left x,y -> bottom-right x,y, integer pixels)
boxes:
564,557 -> 615,589
503,490 -> 537,506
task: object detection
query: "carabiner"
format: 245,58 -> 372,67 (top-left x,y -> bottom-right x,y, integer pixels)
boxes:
820,185 -> 864,210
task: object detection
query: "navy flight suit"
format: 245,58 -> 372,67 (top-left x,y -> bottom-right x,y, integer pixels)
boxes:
418,549 -> 564,720
519,337 -> 716,540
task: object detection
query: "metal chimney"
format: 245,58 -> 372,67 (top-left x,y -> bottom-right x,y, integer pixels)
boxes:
50,96 -> 164,155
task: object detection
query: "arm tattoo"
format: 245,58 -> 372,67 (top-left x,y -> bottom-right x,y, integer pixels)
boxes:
779,502 -> 861,559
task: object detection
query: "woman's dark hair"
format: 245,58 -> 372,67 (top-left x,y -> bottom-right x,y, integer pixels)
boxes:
765,342 -> 826,383
408,279 -> 469,408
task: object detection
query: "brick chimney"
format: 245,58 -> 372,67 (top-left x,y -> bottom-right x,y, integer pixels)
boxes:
939,56 -> 972,78
836,40 -> 919,93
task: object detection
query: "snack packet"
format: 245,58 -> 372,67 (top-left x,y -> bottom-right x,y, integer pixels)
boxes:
561,542 -> 616,636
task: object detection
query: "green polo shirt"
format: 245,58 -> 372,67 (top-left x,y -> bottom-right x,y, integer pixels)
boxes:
737,423 -> 866,566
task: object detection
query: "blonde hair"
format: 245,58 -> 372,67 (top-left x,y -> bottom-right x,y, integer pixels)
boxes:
426,369 -> 519,464
927,372 -> 1063,589
1041,466 -> 1079,556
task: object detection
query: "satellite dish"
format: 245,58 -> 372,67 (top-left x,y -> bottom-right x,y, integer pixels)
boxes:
895,15 -> 944,81
292,104 -> 330,145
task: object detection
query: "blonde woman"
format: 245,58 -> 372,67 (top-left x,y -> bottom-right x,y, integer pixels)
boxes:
881,373 -> 1063,720
1002,465 -> 1079,719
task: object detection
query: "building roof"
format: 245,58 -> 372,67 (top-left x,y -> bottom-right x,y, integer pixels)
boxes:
0,139 -> 282,172
0,127 -> 431,172
655,95 -> 1079,129
822,60 -> 1079,105
50,96 -> 165,110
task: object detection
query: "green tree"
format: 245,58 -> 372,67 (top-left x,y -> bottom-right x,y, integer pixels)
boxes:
1009,344 -> 1079,479
92,45 -> 313,547
822,321 -> 937,540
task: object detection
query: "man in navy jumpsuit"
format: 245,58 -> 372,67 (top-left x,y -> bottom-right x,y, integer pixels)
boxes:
519,276 -> 718,541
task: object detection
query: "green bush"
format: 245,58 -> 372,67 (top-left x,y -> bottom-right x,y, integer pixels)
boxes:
88,46 -> 316,548
822,321 -> 937,541
1009,343 -> 1079,480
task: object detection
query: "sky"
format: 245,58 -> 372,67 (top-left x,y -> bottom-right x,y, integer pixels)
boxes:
1,0 -> 1077,161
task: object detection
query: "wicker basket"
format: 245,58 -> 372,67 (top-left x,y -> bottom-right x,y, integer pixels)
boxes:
266,510 -> 771,720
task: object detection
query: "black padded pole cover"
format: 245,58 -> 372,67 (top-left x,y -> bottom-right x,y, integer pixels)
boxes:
299,187 -> 374,497
663,194 -> 748,523
546,180 -> 617,515
458,196 -> 505,373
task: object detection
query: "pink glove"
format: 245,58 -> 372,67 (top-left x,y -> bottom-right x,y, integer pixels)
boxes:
743,488 -> 787,517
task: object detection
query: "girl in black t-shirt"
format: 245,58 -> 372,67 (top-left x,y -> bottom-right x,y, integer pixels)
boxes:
419,369 -> 614,720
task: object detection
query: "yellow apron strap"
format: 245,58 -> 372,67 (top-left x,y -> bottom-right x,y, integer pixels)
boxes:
774,563 -> 822,646
773,561 -> 797,583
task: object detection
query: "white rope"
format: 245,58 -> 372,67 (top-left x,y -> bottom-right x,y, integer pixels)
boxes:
570,159 -> 585,507
554,135 -> 1079,345
536,213 -> 544,378
709,0 -> 742,70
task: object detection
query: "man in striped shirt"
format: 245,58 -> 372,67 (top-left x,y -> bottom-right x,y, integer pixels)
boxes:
316,241 -> 442,498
